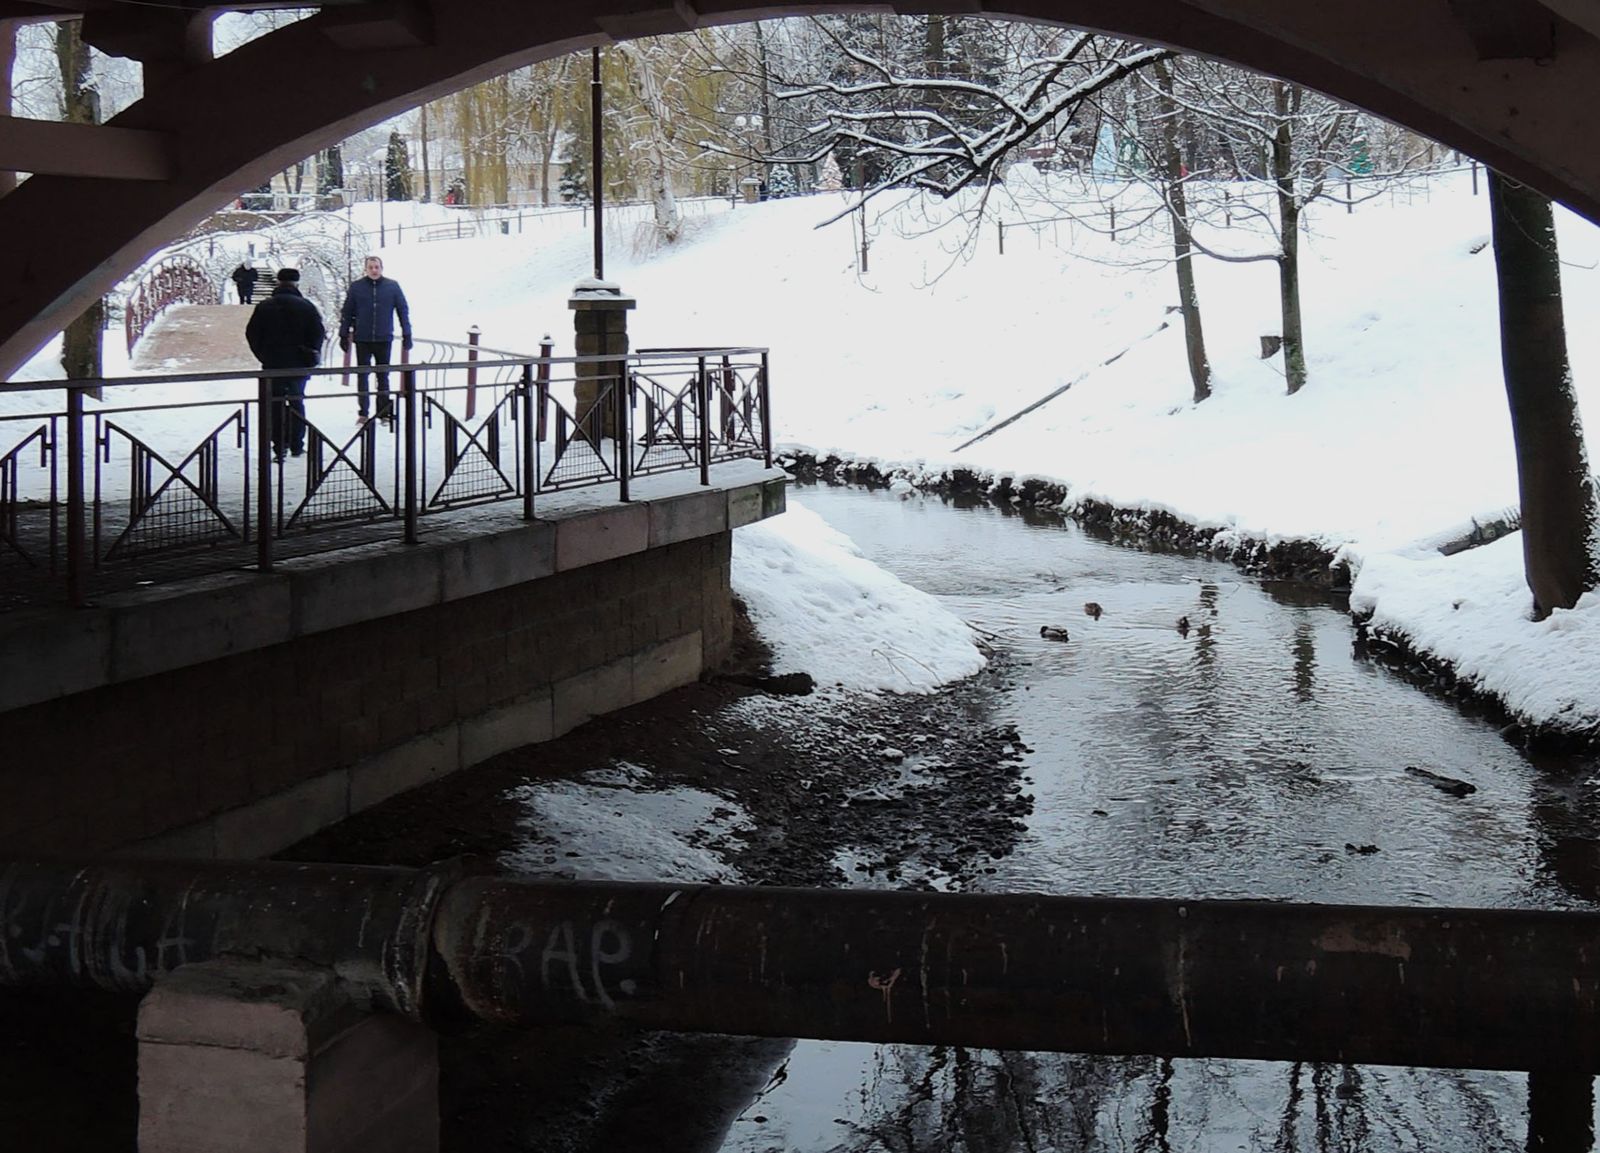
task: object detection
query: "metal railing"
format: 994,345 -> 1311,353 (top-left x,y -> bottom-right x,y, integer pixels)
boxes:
123,255 -> 215,354
0,342 -> 771,608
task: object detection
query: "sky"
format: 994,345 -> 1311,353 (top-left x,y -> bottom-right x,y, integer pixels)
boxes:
9,166 -> 1599,736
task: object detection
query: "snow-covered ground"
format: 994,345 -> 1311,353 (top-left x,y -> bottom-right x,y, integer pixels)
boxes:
10,169 -> 1599,733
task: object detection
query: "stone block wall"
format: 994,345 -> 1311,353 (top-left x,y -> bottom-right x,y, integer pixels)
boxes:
1,532 -> 733,859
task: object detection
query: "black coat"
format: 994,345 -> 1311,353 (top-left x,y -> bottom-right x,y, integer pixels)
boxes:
246,284 -> 326,370
230,264 -> 258,290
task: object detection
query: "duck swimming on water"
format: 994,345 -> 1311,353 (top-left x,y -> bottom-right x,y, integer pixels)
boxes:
1177,615 -> 1191,637
1084,602 -> 1103,620
1040,625 -> 1070,642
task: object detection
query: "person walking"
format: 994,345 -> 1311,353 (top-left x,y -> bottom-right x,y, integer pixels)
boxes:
246,268 -> 325,462
229,260 -> 259,304
338,255 -> 413,424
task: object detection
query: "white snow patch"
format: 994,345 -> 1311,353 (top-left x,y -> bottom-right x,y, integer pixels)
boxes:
731,500 -> 987,694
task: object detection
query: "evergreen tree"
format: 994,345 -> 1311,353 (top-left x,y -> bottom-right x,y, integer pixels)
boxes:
766,163 -> 797,198
384,129 -> 413,201
319,144 -> 344,195
817,153 -> 844,192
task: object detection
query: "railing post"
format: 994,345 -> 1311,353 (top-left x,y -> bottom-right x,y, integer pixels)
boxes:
760,352 -> 772,469
520,362 -> 535,521
616,364 -> 632,503
465,326 -> 481,421
256,375 -> 273,572
697,355 -> 711,487
997,219 -> 1005,256
65,385 -> 86,605
536,336 -> 552,447
402,346 -> 417,544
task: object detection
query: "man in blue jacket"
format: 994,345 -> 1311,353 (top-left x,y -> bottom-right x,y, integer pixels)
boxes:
338,255 -> 413,423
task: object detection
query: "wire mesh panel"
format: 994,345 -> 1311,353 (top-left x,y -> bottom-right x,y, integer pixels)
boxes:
631,367 -> 704,477
422,390 -> 521,509
709,357 -> 768,463
0,420 -> 59,603
539,379 -> 620,490
282,417 -> 396,532
93,411 -> 248,563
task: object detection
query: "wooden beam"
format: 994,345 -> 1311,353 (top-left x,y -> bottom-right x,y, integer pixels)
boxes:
1534,0 -> 1600,42
0,118 -> 173,179
318,0 -> 433,49
1447,0 -> 1556,58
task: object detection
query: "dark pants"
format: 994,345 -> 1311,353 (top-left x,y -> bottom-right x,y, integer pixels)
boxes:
270,376 -> 307,458
354,340 -> 394,417
238,283 -> 255,304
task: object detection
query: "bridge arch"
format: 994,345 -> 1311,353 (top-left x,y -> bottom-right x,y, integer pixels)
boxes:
2,0 -> 1599,378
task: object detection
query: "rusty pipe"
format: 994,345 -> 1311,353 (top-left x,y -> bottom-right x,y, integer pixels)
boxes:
6,860 -> 1600,1073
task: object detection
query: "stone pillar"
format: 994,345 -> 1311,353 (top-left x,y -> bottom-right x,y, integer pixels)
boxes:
568,279 -> 635,441
137,961 -> 438,1153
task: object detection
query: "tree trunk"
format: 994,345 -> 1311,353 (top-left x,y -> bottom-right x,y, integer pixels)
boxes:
56,21 -> 102,379
622,47 -> 682,243
1272,82 -> 1308,394
1152,59 -> 1211,403
0,20 -> 16,199
1488,171 -> 1600,617
754,21 -> 776,166
420,101 -> 432,202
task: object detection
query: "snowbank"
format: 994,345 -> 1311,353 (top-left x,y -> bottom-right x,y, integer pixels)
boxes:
730,501 -> 986,693
1352,537 -> 1600,735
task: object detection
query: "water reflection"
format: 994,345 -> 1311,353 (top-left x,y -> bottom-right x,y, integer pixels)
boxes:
1293,618 -> 1317,703
768,484 -> 1600,1153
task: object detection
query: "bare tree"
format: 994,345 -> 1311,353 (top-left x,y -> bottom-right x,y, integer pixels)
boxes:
55,19 -> 103,380
750,18 -> 1169,223
1133,63 -> 1359,394
1487,172 -> 1600,617
1149,58 -> 1210,402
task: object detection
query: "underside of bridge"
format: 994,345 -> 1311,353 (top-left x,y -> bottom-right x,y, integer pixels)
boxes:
0,0 -> 1597,379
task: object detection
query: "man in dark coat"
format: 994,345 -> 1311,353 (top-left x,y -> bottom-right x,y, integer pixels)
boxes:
246,268 -> 326,461
338,254 -> 413,423
230,260 -> 259,304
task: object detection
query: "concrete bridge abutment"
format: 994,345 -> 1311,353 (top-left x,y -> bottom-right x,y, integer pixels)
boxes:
0,471 -> 786,862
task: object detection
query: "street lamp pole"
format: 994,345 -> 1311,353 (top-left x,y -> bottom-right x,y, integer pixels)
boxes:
591,45 -> 604,280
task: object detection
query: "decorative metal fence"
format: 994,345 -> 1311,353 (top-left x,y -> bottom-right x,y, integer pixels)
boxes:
0,344 -> 770,608
123,255 -> 216,354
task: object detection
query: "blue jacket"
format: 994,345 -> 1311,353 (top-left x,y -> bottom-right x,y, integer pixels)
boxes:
339,275 -> 412,344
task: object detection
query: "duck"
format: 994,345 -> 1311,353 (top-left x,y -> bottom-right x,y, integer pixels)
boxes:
1176,615 -> 1191,637
1083,602 -> 1103,620
1039,625 -> 1070,642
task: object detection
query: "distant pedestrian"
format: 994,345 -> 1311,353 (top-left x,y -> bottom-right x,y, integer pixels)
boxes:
338,255 -> 412,424
246,268 -> 325,462
230,260 -> 259,305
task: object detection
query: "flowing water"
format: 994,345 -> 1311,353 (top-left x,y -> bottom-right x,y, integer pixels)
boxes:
714,483 -> 1600,1153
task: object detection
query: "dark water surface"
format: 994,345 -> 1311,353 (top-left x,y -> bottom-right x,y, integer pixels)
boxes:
718,483 -> 1600,1153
